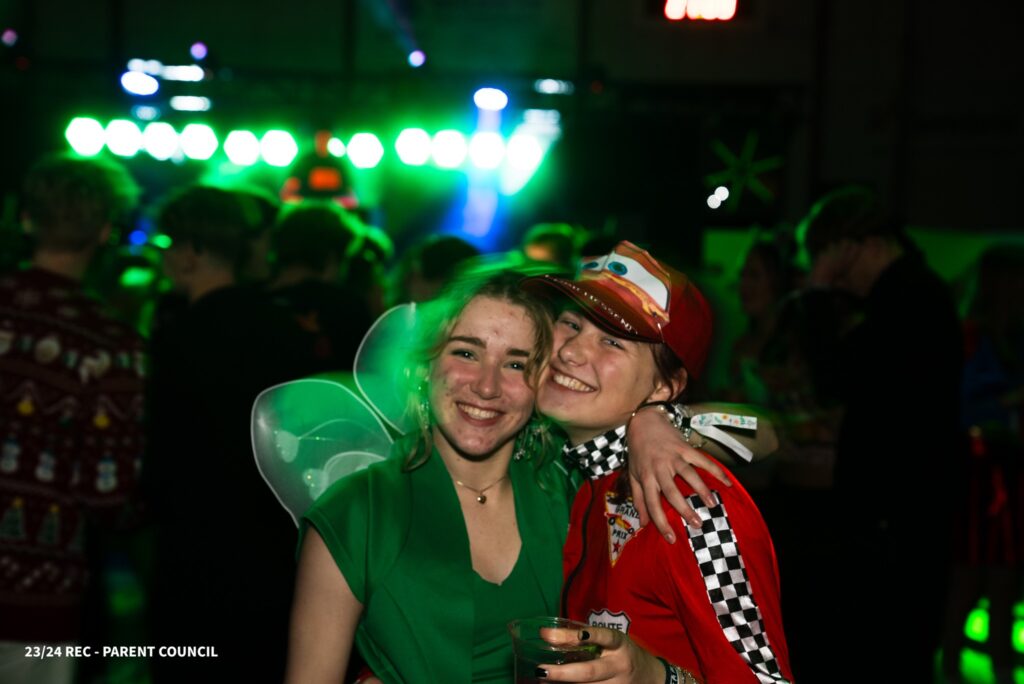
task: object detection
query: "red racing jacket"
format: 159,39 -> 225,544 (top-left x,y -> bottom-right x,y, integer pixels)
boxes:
562,465 -> 794,683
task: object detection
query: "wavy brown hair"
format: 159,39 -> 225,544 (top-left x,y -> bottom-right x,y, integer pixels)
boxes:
402,264 -> 557,471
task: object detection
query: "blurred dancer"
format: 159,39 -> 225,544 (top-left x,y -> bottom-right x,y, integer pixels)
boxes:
145,186 -> 314,681
267,202 -> 373,371
800,187 -> 962,681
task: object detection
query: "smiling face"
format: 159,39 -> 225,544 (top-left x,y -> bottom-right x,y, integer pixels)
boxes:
429,295 -> 539,462
537,310 -> 677,445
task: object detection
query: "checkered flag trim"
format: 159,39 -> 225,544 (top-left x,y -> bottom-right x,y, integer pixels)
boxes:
563,425 -> 629,480
685,493 -> 790,684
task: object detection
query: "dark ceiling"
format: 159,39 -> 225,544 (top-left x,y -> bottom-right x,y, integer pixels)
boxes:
2,0 -> 1022,233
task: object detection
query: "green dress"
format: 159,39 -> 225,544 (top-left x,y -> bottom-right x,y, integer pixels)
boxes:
471,553 -> 537,682
301,443 -> 571,684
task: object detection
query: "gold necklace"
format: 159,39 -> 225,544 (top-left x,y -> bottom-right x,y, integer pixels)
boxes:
453,474 -> 509,504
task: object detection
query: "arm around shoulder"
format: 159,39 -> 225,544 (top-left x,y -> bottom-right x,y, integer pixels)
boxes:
285,527 -> 364,684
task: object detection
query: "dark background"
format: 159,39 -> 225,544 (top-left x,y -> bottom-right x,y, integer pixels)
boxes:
2,0 -> 1021,252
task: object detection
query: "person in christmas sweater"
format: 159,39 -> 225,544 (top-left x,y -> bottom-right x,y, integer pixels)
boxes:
0,154 -> 144,684
525,242 -> 793,684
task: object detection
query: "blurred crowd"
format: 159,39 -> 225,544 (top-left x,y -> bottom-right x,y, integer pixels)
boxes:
1,153 -> 1021,683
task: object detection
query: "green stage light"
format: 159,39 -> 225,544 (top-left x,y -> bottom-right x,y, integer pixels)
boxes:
395,128 -> 431,166
347,133 -> 384,169
105,119 -> 143,157
151,234 -> 173,249
180,123 -> 218,160
501,132 -> 547,195
143,122 -> 179,161
506,133 -> 544,171
960,597 -> 1024,652
225,130 -> 261,166
957,649 -> 992,684
468,132 -> 505,169
432,130 -> 467,169
120,267 -> 155,288
327,137 -> 346,158
260,130 -> 298,167
966,598 -> 989,642
1015,613 -> 1024,654
65,117 -> 105,157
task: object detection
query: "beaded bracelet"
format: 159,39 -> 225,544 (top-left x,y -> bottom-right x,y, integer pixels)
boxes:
630,401 -> 685,430
656,657 -> 679,684
659,655 -> 700,684
629,401 -> 710,450
656,657 -> 699,684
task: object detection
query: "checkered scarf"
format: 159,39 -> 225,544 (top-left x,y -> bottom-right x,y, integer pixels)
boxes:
684,492 -> 789,683
563,425 -> 628,480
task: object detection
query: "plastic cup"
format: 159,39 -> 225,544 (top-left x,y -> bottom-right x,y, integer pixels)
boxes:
507,617 -> 601,683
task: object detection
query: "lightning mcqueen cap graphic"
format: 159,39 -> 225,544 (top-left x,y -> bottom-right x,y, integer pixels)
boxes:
522,240 -> 712,378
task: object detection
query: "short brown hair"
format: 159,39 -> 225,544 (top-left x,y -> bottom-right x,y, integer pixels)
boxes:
158,186 -> 253,269
273,202 -> 360,272
801,185 -> 902,257
23,154 -> 138,251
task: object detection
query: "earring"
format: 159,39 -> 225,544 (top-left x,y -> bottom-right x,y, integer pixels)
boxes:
416,382 -> 431,427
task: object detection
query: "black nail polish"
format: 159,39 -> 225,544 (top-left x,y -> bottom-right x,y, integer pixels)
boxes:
580,630 -> 591,640
535,666 -> 549,678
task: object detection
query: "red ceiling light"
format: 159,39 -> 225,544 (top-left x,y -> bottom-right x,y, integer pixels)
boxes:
308,167 -> 342,192
664,0 -> 737,21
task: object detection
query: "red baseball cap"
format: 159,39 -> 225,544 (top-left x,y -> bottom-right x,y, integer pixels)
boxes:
522,240 -> 713,377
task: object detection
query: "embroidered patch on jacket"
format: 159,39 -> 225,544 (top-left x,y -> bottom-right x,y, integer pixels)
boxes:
684,493 -> 789,683
605,493 -> 640,566
587,608 -> 631,633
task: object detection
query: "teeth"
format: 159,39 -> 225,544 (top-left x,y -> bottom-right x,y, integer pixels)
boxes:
553,372 -> 595,392
458,404 -> 500,419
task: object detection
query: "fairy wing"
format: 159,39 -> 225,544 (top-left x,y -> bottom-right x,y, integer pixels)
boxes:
354,303 -> 420,434
252,377 -> 393,526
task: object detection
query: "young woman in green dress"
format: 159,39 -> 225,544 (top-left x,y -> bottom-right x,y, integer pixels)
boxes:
285,270 -> 735,684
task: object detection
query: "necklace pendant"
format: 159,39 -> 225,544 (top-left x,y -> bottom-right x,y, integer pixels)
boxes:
477,494 -> 487,504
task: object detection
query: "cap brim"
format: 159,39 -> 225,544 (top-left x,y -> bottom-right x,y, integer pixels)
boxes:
521,274 -> 663,342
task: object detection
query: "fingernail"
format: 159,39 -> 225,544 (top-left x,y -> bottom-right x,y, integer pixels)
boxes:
580,630 -> 591,640
667,531 -> 677,543
535,667 -> 549,678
